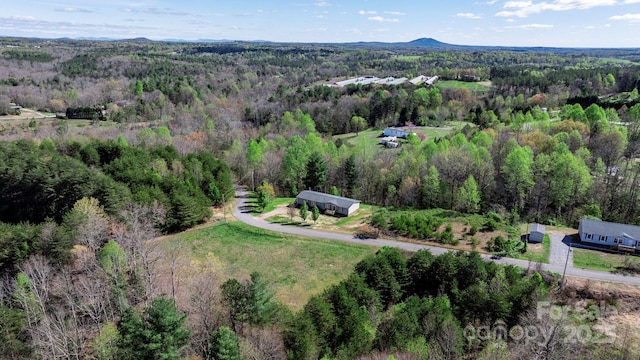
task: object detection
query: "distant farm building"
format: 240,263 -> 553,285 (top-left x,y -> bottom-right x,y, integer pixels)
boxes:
380,136 -> 399,148
383,127 -> 415,139
425,76 -> 439,86
579,218 -> 640,252
295,190 -> 361,217
388,77 -> 408,85
528,223 -> 545,243
331,75 -> 423,87
409,75 -> 426,85
380,136 -> 397,145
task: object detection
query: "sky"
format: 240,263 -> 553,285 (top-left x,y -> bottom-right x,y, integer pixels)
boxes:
1,0 -> 639,48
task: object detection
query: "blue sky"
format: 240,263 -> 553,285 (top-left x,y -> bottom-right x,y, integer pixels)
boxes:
1,0 -> 639,47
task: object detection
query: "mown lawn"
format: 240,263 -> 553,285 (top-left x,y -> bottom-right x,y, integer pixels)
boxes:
437,80 -> 491,93
333,122 -> 471,151
572,248 -> 627,272
514,233 -> 551,263
170,221 -> 378,310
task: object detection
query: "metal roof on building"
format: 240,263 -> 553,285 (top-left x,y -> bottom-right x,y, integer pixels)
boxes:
580,219 -> 640,240
530,223 -> 545,233
296,190 -> 360,209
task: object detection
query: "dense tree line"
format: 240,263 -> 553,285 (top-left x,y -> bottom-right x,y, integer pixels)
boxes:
284,247 -> 586,359
0,137 -> 233,271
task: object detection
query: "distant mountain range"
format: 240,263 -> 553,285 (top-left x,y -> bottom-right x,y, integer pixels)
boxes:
19,36 -> 637,53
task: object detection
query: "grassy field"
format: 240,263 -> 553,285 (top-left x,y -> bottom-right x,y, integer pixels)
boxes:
393,55 -> 422,62
164,221 -> 378,310
333,122 -> 471,151
572,248 -> 628,272
514,233 -> 551,263
437,80 -> 492,93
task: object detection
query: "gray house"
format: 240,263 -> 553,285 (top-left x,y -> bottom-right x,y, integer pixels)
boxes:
579,218 -> 640,252
529,223 -> 545,243
383,127 -> 414,139
295,190 -> 360,217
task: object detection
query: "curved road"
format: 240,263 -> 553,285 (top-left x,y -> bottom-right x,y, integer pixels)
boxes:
233,186 -> 640,286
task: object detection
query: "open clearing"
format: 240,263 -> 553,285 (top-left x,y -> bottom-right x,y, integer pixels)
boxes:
437,80 -> 492,93
572,247 -> 628,272
333,122 -> 471,151
155,221 -> 377,311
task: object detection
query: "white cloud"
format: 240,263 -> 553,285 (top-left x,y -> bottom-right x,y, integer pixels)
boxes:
315,1 -> 331,6
7,15 -> 37,21
368,16 -> 399,23
504,1 -> 532,8
609,13 -> 640,20
457,12 -> 482,19
508,23 -> 554,28
496,0 -> 617,17
0,15 -> 154,35
384,11 -> 406,15
55,7 -> 93,13
624,0 -> 640,3
120,7 -> 190,16
358,10 -> 377,15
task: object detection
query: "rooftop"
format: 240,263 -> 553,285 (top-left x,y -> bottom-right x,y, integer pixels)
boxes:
580,219 -> 640,240
297,190 -> 360,209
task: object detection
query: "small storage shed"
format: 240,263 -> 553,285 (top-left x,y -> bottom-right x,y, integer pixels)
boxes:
529,223 -> 545,243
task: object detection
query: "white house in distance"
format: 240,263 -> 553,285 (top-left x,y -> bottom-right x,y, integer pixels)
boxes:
295,190 -> 361,217
579,218 -> 640,252
383,127 -> 415,139
528,223 -> 545,243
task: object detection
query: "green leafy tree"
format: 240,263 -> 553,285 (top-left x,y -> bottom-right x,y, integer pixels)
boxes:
92,322 -> 120,360
256,180 -> 275,210
549,151 -> 592,218
584,103 -> 610,135
456,175 -> 481,213
312,206 -> 320,224
422,165 -> 441,209
300,200 -> 309,222
303,151 -> 327,192
117,134 -> 129,147
118,297 -> 191,360
406,132 -> 421,146
350,115 -> 367,134
208,327 -> 242,360
281,136 -> 310,194
502,146 -> 534,211
99,240 -> 129,311
246,139 -> 263,190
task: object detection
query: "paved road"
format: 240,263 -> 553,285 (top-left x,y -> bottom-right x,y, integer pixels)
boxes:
232,186 -> 640,286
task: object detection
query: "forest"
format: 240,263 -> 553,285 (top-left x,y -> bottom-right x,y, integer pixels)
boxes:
1,37 -> 640,359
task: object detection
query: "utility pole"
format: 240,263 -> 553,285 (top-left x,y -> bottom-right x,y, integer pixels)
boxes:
561,239 -> 572,289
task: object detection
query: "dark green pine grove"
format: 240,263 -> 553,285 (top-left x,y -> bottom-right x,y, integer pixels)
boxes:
285,248 -> 547,359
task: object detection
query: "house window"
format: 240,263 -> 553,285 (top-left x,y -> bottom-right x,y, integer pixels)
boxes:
586,233 -> 592,240
599,235 -> 606,242
614,238 -> 623,244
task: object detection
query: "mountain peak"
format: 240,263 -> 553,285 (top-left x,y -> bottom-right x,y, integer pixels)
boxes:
407,38 -> 449,47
